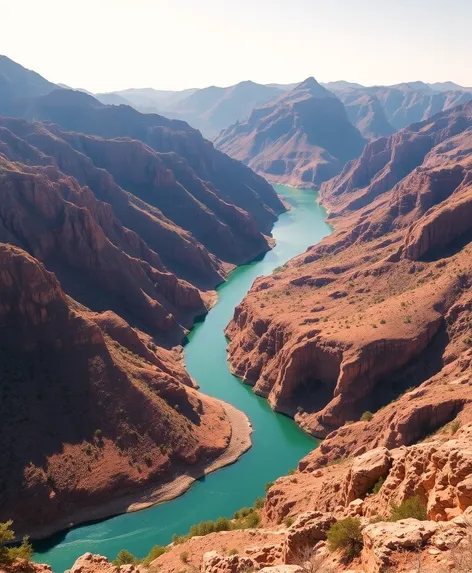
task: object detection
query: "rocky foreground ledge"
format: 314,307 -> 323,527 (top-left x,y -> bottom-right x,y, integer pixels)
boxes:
19,424 -> 472,573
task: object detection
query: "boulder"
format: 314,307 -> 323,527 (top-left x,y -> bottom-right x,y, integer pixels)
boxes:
284,511 -> 336,563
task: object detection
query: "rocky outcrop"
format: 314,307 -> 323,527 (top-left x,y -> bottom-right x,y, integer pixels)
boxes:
263,424 -> 472,530
64,553 -> 136,573
202,551 -> 256,573
215,78 -> 366,189
284,511 -> 335,563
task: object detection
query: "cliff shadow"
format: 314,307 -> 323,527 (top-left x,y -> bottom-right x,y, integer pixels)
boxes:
369,321 -> 450,413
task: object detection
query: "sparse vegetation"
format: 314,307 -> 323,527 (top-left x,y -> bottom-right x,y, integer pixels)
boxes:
228,548 -> 238,556
288,468 -> 297,475
451,419 -> 462,434
390,496 -> 427,522
114,549 -> 138,566
233,507 -> 253,519
360,411 -> 373,422
371,476 -> 386,495
180,550 -> 189,563
284,516 -> 295,527
450,519 -> 472,572
172,498 -> 263,544
253,497 -> 265,509
142,545 -> 166,565
327,517 -> 363,561
265,481 -> 274,492
293,546 -> 335,573
0,521 -> 33,565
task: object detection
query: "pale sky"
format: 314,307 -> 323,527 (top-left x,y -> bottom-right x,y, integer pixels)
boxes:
2,0 -> 471,93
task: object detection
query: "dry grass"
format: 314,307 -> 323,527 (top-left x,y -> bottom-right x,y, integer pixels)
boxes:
450,519 -> 472,572
292,547 -> 334,573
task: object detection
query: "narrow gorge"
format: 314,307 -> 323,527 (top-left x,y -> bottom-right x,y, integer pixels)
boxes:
33,186 -> 331,572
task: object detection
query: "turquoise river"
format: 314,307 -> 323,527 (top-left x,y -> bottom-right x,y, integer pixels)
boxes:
34,185 -> 332,572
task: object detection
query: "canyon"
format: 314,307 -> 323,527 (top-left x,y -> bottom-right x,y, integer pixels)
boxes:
0,58 -> 286,539
1,54 -> 472,573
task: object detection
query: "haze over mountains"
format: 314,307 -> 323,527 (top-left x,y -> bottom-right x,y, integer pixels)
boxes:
2,50 -> 472,573
215,78 -> 367,188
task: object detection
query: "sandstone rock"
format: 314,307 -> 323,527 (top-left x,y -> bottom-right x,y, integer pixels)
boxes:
284,511 -> 336,563
342,448 -> 392,505
66,553 -> 122,573
201,551 -> 255,573
259,567 -> 304,573
362,519 -> 438,572
244,543 -> 282,566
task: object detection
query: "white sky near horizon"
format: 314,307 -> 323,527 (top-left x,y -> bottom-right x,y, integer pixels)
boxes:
2,0 -> 472,93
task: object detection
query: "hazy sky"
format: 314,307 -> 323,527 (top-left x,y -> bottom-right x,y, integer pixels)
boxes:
3,0 -> 472,92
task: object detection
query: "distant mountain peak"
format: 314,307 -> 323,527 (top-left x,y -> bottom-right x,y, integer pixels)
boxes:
291,77 -> 335,100
298,77 -> 320,89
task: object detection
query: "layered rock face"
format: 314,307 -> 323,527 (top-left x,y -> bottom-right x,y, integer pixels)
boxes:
0,117 -> 273,289
6,88 -> 285,234
0,244 -> 234,536
226,101 -> 472,438
215,78 -> 367,189
0,153 -> 207,340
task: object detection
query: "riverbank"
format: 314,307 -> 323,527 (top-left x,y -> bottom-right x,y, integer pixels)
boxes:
34,186 -> 327,572
28,400 -> 252,542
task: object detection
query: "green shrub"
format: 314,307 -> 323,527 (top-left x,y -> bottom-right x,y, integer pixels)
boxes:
265,481 -> 274,493
180,551 -> 189,563
244,512 -> 260,528
390,496 -> 427,522
94,428 -> 102,439
287,468 -> 297,475
142,545 -> 166,565
233,507 -> 253,520
371,476 -> 386,495
228,548 -> 238,556
451,419 -> 461,435
327,518 -> 363,561
113,549 -> 138,566
0,521 -> 33,565
284,516 -> 295,527
215,517 -> 231,532
360,411 -> 373,422
253,497 -> 265,509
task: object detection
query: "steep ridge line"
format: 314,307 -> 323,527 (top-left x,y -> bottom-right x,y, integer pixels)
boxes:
226,101 -> 472,440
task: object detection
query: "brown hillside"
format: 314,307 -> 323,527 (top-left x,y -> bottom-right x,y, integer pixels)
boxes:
226,101 -> 472,439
